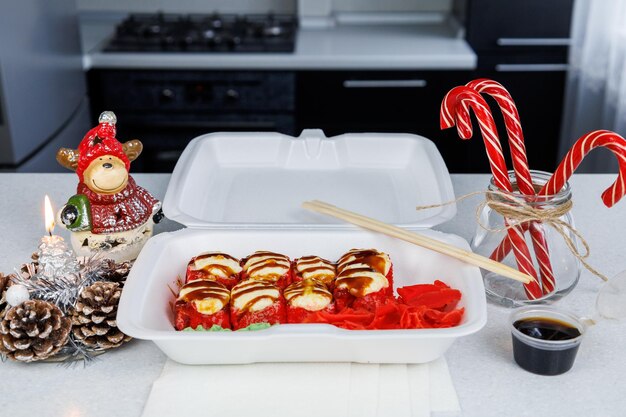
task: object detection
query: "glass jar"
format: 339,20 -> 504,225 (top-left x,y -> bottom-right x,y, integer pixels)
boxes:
471,170 -> 580,307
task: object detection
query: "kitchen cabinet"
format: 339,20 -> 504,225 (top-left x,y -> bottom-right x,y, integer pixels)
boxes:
459,0 -> 575,172
89,67 -> 568,174
461,0 -> 574,171
88,69 -> 296,172
296,65 -> 568,173
470,60 -> 568,172
465,0 -> 574,54
296,70 -> 496,173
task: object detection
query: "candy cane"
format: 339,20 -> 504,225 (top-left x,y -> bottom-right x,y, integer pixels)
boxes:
440,88 -> 509,186
490,221 -> 554,293
467,79 -> 556,294
441,86 -> 543,299
541,130 -> 626,207
493,130 -> 626,267
466,79 -> 534,192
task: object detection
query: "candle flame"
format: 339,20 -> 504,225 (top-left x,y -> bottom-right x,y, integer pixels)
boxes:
45,195 -> 55,236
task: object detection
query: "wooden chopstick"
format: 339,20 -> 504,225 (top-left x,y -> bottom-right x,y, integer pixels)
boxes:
302,200 -> 535,284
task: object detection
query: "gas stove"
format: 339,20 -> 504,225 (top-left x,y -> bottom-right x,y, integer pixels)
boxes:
104,13 -> 297,53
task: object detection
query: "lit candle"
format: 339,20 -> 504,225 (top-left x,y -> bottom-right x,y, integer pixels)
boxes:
42,195 -> 63,245
38,195 -> 78,278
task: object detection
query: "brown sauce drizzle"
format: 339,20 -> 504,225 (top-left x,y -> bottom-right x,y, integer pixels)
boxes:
338,276 -> 374,297
241,296 -> 276,314
242,251 -> 290,266
191,253 -> 240,277
299,265 -> 335,274
335,249 -> 389,297
205,264 -> 238,277
247,260 -> 288,277
337,249 -> 388,275
337,266 -> 376,278
284,279 -> 332,303
176,280 -> 230,306
194,252 -> 239,262
242,251 -> 290,279
295,256 -> 336,283
231,280 -> 280,313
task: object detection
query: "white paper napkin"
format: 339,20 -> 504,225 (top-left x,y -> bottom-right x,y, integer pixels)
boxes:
429,357 -> 461,416
141,358 -> 460,417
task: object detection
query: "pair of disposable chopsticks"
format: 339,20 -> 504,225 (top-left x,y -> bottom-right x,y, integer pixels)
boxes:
302,200 -> 535,284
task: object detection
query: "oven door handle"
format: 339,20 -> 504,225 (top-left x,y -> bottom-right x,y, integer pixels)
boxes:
495,64 -> 569,72
497,38 -> 571,46
342,79 -> 428,88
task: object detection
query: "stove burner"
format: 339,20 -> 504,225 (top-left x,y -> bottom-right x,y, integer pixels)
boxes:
104,12 -> 297,53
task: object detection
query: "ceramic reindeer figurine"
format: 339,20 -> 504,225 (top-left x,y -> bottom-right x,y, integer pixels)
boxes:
56,111 -> 163,262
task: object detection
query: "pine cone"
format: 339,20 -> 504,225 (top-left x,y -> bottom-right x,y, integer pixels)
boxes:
18,257 -> 40,280
0,300 -> 71,362
71,281 -> 131,350
0,273 -> 10,316
99,259 -> 132,287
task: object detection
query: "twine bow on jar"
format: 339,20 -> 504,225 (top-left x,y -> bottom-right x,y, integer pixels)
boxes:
481,190 -> 607,282
416,190 -> 609,283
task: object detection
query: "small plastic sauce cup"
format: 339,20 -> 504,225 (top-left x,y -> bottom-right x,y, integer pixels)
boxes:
510,306 -> 585,376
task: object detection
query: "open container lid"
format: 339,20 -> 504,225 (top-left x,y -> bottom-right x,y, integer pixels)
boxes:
163,130 -> 456,229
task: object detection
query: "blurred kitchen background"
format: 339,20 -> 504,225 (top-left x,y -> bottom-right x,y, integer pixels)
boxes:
1,0 -> 624,173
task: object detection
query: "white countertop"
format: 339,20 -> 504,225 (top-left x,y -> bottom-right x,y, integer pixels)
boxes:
81,18 -> 476,70
0,173 -> 624,417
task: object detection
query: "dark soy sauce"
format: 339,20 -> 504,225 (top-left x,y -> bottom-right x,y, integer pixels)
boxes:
512,317 -> 582,376
514,318 -> 581,341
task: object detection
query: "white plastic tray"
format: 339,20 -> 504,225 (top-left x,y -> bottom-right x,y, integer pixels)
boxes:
163,130 -> 456,229
117,228 -> 486,365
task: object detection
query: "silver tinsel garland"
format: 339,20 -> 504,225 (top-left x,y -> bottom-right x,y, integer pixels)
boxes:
5,251 -> 131,365
11,253 -> 104,314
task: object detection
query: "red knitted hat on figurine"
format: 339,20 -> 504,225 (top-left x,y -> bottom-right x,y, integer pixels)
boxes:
76,111 -> 130,182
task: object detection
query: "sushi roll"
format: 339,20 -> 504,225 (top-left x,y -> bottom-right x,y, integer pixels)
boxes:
230,280 -> 286,330
293,256 -> 337,290
334,249 -> 393,311
185,252 -> 242,289
174,280 -> 231,330
284,278 -> 335,323
240,251 -> 293,288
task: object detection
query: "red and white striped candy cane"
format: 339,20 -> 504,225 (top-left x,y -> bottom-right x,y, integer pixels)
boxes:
541,130 -> 626,207
466,79 -> 533,191
490,215 -> 555,293
441,86 -> 543,299
467,79 -> 556,294
494,130 -> 626,273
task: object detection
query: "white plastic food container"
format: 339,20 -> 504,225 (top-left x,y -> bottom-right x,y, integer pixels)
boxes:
118,130 -> 487,364
163,130 -> 456,229
117,228 -> 486,365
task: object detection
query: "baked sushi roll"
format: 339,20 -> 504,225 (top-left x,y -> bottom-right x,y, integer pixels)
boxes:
334,249 -> 393,311
293,256 -> 337,290
284,278 -> 335,323
230,280 -> 286,330
186,252 -> 242,289
240,251 -> 293,288
174,280 -> 231,331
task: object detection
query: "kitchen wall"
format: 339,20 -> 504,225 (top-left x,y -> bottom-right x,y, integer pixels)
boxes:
76,0 -> 452,14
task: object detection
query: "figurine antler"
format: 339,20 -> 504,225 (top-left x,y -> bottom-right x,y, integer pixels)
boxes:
56,148 -> 79,171
122,140 -> 143,162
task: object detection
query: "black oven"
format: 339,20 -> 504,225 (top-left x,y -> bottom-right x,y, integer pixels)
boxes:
87,69 -> 296,172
